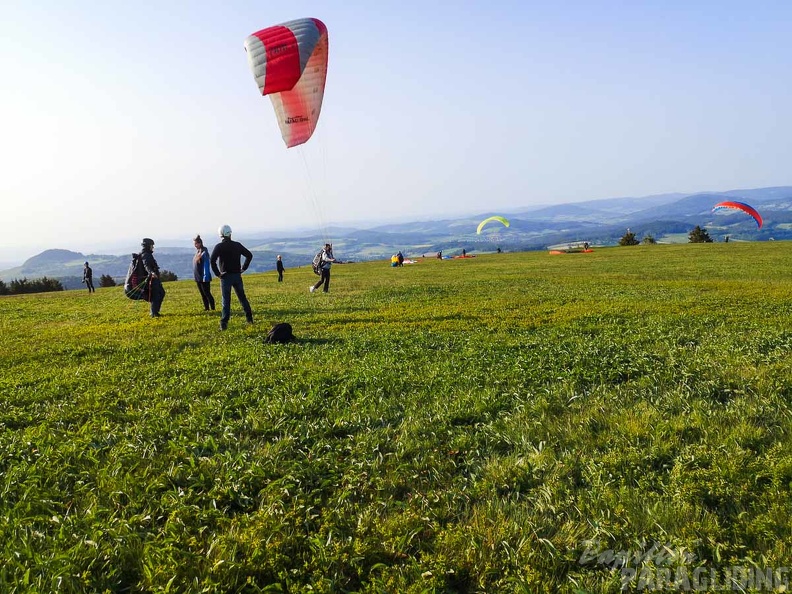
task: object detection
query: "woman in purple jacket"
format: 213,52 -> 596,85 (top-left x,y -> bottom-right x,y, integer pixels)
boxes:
193,235 -> 215,311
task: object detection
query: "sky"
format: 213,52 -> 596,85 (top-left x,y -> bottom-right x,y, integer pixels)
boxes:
2,0 -> 791,262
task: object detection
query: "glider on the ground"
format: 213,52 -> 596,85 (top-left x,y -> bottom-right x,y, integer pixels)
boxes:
547,241 -> 592,254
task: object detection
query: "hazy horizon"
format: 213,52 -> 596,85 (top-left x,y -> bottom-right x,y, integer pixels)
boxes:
3,2 -> 791,264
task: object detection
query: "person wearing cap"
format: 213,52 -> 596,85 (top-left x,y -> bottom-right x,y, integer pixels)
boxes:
210,225 -> 253,330
82,261 -> 95,293
140,238 -> 165,317
309,243 -> 336,293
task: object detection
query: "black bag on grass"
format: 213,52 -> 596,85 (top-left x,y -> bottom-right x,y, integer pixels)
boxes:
266,323 -> 296,344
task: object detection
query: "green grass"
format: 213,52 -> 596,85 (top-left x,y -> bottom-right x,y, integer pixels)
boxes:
1,243 -> 791,593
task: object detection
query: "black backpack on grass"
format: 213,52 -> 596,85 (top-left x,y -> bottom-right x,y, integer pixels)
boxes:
266,323 -> 296,344
124,253 -> 149,301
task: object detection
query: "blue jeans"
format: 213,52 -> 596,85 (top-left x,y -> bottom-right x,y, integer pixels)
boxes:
220,273 -> 252,325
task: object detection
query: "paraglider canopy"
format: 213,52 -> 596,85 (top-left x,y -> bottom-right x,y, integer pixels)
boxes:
476,216 -> 510,234
244,18 -> 329,148
712,201 -> 763,229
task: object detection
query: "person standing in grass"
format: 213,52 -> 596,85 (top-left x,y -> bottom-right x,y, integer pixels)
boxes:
140,238 -> 165,318
276,255 -> 285,282
82,261 -> 95,293
210,224 -> 253,330
309,243 -> 336,293
193,235 -> 215,311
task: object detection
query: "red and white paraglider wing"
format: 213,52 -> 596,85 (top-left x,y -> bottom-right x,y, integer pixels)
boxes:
244,18 -> 328,148
711,201 -> 763,229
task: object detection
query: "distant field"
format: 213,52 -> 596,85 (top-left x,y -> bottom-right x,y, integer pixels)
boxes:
1,244 -> 791,593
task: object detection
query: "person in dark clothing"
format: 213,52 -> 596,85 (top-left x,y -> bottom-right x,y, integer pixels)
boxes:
309,243 -> 336,293
276,255 -> 285,282
210,224 -> 253,330
82,261 -> 95,293
193,235 -> 215,311
397,251 -> 404,267
140,238 -> 165,317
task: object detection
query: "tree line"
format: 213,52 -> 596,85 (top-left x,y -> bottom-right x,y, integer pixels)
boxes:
0,271 -> 177,296
619,226 -> 715,246
0,277 -> 64,295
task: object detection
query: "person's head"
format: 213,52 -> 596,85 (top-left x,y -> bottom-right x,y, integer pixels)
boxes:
193,234 -> 203,249
141,238 -> 155,251
84,261 -> 89,266
218,224 -> 232,239
325,243 -> 332,251
277,255 -> 282,260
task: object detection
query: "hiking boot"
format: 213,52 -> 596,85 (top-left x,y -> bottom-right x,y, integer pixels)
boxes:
309,286 -> 315,293
220,322 -> 227,331
246,317 -> 254,324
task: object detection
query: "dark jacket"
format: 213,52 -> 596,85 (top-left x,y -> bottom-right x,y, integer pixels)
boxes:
276,259 -> 285,272
210,238 -> 252,277
193,247 -> 212,282
140,249 -> 160,276
83,266 -> 92,281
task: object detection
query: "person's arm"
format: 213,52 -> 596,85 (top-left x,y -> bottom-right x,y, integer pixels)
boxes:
202,252 -> 212,281
241,246 -> 253,272
142,253 -> 158,278
210,246 -> 221,277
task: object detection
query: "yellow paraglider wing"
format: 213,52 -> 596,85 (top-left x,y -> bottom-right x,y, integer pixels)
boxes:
476,216 -> 510,234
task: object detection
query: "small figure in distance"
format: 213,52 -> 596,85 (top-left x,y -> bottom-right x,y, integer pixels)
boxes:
276,255 -> 285,282
309,243 -> 336,293
193,235 -> 215,311
83,261 -> 95,293
397,250 -> 404,267
140,238 -> 165,318
210,225 -> 254,330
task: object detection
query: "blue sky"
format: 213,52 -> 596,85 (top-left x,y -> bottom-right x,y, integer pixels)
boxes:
2,1 -> 791,260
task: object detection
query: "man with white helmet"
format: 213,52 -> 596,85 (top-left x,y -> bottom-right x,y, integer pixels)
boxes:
210,225 -> 253,330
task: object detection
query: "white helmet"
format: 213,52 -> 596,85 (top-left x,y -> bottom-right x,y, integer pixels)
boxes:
218,224 -> 232,238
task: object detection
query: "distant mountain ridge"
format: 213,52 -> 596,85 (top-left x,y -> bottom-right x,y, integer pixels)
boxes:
4,186 -> 791,288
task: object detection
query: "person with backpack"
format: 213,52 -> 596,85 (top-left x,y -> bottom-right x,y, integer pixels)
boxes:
193,235 -> 215,311
82,261 -> 95,293
309,243 -> 336,293
276,255 -> 285,282
210,224 -> 253,330
140,238 -> 165,317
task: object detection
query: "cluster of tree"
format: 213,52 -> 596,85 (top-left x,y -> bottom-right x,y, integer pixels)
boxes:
99,274 -> 116,287
0,277 -> 64,295
160,270 -> 178,282
618,230 -> 640,246
618,226 -> 715,245
688,226 -> 713,243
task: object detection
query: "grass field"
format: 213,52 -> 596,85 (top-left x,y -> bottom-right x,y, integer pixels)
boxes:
2,243 -> 791,593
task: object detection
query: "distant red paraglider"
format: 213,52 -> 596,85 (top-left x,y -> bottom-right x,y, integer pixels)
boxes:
712,201 -> 763,229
